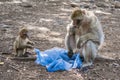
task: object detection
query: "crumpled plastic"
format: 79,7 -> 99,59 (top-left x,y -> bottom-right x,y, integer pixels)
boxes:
35,47 -> 82,72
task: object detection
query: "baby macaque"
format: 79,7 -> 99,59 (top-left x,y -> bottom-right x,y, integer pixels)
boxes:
65,8 -> 104,67
13,27 -> 34,57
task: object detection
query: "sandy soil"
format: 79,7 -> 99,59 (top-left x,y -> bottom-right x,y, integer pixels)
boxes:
0,0 -> 120,80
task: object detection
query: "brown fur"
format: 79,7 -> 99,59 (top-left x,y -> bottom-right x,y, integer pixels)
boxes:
65,8 -> 104,67
13,27 -> 34,57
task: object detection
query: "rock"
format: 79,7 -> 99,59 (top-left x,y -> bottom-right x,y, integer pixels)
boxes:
71,0 -> 80,3
70,2 -> 91,8
0,62 -> 4,65
114,1 -> 120,8
80,2 -> 91,8
1,28 -> 7,32
19,2 -> 33,8
89,0 -> 94,3
70,3 -> 79,8
0,0 -> 10,2
96,2 -> 109,8
0,24 -> 10,28
112,63 -> 119,67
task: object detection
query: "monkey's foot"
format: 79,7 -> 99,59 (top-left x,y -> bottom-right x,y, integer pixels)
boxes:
68,53 -> 73,58
80,63 -> 94,73
80,67 -> 89,73
23,52 -> 33,57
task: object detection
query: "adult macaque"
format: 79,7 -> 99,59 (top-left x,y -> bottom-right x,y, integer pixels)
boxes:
13,27 -> 34,57
65,8 -> 104,67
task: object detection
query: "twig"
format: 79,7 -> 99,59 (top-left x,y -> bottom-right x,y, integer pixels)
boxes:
10,56 -> 36,60
9,64 -> 20,72
0,55 -> 21,72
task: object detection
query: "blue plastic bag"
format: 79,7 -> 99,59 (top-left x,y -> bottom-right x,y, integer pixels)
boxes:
35,47 -> 82,72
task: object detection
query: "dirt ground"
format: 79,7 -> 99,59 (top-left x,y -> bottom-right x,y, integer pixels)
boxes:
0,0 -> 120,80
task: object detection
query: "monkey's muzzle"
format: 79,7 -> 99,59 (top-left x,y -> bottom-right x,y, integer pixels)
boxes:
73,19 -> 83,27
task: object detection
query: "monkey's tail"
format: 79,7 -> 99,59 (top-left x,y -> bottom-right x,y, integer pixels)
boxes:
95,54 -> 115,62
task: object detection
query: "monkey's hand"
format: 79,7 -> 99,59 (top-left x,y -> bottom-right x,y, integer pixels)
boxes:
68,50 -> 74,58
27,41 -> 34,45
31,42 -> 35,45
77,35 -> 88,48
25,44 -> 34,49
73,48 -> 80,54
76,37 -> 84,48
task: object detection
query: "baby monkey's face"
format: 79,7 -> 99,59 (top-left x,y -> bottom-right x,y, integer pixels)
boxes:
20,30 -> 29,38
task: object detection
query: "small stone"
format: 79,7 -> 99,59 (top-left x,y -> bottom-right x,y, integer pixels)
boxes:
20,2 -> 33,8
0,62 -> 4,65
114,1 -> 120,8
112,63 -> 119,67
96,2 -> 109,8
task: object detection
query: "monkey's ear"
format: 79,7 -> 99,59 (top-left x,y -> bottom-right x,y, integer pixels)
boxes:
82,10 -> 86,14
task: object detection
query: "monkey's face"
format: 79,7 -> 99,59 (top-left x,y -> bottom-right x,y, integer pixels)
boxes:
72,18 -> 83,28
22,31 -> 28,37
20,30 -> 28,39
71,9 -> 85,28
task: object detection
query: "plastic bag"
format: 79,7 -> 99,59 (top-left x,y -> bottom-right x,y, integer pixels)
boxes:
35,47 -> 82,72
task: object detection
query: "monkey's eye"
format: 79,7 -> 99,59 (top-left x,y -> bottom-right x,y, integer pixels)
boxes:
23,32 -> 27,36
